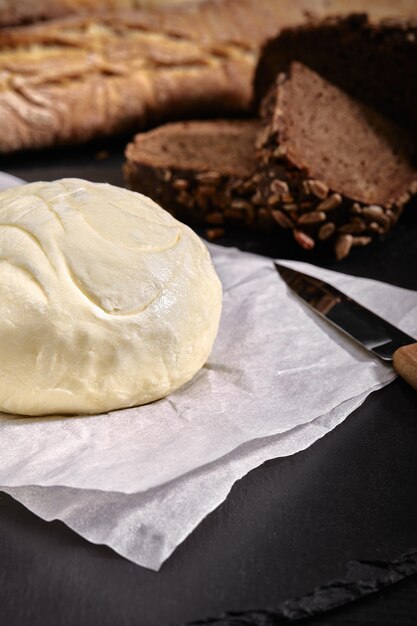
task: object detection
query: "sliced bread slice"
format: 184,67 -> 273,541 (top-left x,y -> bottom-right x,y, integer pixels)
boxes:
125,62 -> 417,258
125,119 -> 260,235
256,62 -> 417,258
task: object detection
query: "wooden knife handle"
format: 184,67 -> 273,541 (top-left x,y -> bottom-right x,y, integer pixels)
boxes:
393,343 -> 417,390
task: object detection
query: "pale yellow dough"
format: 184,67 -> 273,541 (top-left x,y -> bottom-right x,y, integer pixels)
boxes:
0,179 -> 222,416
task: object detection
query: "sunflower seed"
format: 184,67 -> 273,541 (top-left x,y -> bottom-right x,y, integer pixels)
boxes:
338,219 -> 366,234
270,180 -> 289,196
172,178 -> 189,191
335,234 -> 353,260
351,236 -> 372,247
231,199 -> 252,211
267,193 -> 281,206
302,180 -> 311,196
368,221 -> 382,233
362,205 -> 390,227
317,193 -> 342,212
308,180 -> 329,200
282,192 -> 294,204
195,171 -> 221,185
350,203 -> 363,215
362,205 -> 383,218
298,211 -> 326,225
318,222 -> 336,241
293,230 -> 315,250
161,169 -> 172,182
271,210 -> 293,229
240,179 -> 256,193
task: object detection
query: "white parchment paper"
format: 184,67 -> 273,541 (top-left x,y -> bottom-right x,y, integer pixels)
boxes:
1,173 -> 416,570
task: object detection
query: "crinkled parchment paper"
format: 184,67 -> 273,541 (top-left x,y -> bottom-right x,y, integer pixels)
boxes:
1,173 -> 416,570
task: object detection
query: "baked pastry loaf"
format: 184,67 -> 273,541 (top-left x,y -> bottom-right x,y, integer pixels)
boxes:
125,63 -> 417,259
254,14 -> 417,137
0,0 -> 331,152
3,1 -> 417,152
1,0 -> 417,27
0,0 -> 198,28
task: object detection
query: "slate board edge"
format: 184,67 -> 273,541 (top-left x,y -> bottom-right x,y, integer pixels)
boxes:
184,548 -> 417,625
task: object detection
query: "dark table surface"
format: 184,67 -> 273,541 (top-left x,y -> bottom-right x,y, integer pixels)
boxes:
1,143 -> 417,626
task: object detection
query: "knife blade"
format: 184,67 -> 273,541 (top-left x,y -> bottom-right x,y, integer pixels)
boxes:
275,263 -> 417,390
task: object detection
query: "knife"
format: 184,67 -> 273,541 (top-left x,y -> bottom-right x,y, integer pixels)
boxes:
275,263 -> 417,390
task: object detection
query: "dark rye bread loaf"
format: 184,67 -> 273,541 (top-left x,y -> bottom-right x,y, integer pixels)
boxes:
255,62 -> 417,259
125,62 -> 417,259
254,14 -> 417,138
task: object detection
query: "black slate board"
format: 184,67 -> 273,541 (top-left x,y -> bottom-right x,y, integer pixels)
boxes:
0,143 -> 417,626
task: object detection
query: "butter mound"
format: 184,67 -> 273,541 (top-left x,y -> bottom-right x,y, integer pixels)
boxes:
0,179 -> 222,416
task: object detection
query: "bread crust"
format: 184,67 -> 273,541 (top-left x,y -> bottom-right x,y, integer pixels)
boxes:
1,0 -> 417,28
0,0 -> 199,27
0,0 -> 325,152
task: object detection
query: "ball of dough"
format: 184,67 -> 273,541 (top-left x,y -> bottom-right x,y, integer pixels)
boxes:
0,178 -> 222,416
